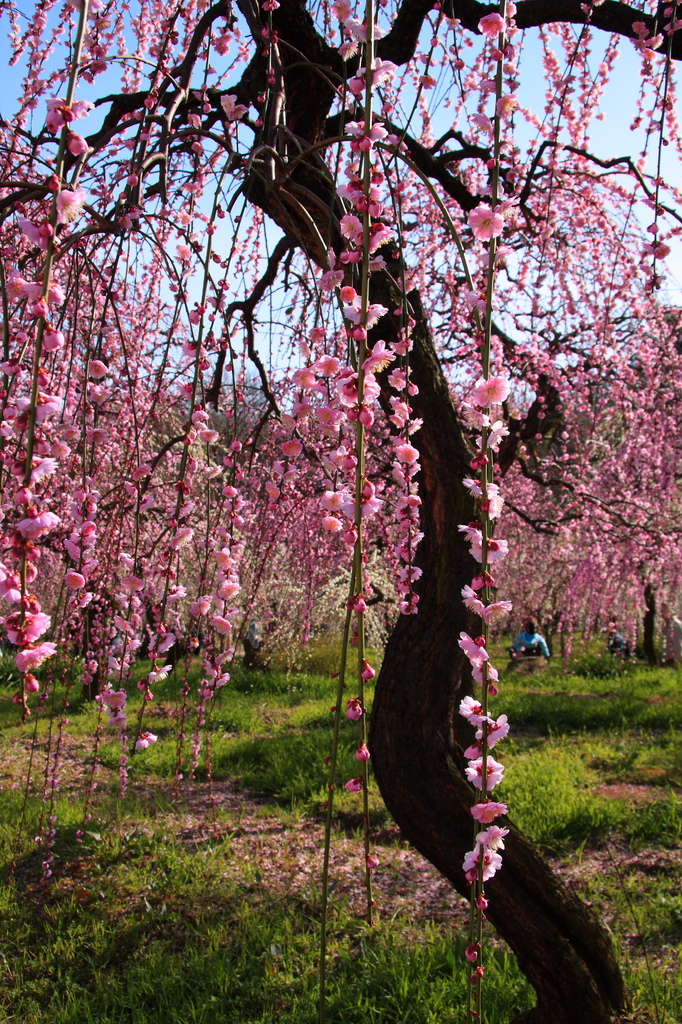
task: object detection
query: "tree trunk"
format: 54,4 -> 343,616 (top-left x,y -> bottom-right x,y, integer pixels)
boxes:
236,0 -> 627,1001
643,583 -> 657,666
369,293 -> 626,1024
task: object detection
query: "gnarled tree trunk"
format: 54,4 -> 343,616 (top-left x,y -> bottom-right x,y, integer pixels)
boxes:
643,583 -> 657,666
369,294 -> 625,1024
231,1 -> 626,1014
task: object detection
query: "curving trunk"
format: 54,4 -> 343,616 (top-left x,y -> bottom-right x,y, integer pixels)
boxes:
232,0 -> 627,1009
369,293 -> 626,1024
643,583 -> 657,666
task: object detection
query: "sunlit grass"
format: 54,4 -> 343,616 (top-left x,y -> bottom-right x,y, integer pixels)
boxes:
1,638 -> 682,1021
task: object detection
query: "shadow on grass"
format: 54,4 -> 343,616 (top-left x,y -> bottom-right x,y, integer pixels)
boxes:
1,813 -> 533,1024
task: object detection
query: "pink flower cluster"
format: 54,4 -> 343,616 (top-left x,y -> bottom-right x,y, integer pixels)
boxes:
457,375 -> 513,893
1,92 -> 100,712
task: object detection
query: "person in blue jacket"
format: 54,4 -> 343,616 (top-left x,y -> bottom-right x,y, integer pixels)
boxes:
511,618 -> 550,658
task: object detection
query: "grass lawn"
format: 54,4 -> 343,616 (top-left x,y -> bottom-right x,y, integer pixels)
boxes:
1,642 -> 681,1023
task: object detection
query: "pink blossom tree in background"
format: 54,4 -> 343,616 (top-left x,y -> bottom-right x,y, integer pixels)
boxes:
2,0 -> 682,1020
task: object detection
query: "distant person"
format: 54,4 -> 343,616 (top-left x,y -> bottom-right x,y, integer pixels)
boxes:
606,621 -> 631,658
243,620 -> 262,668
247,621 -> 262,651
661,604 -> 682,667
511,618 -> 550,659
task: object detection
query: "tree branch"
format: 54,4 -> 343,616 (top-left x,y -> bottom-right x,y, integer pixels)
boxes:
205,236 -> 291,410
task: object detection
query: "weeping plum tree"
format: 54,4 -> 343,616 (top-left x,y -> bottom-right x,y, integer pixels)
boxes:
3,0 -> 682,1021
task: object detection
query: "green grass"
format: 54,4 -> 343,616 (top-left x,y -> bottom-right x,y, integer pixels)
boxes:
0,859 -> 533,1024
2,639 -> 682,1022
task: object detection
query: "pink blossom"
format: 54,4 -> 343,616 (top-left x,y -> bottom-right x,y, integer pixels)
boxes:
135,731 -> 158,750
461,585 -> 485,617
331,0 -> 352,19
199,428 -> 219,443
361,659 -> 376,680
15,642 -> 57,671
101,688 -> 127,710
463,844 -> 503,882
56,188 -> 87,224
316,407 -> 343,432
346,697 -> 363,720
13,392 -> 62,422
340,214 -> 363,244
280,439 -> 302,458
345,777 -> 363,793
471,801 -> 508,823
462,477 -> 483,498
483,486 -> 505,520
43,329 -> 65,352
363,341 -> 395,374
45,97 -> 93,132
67,132 -> 89,156
320,268 -> 344,291
346,120 -> 387,149
349,57 -> 396,95
107,711 -> 128,730
218,580 -> 240,600
356,743 -> 371,761
211,615 -> 232,634
458,695 -> 488,725
313,355 -> 340,377
476,825 -> 509,851
485,538 -> 509,563
65,570 -> 86,589
0,571 -> 22,603
459,632 -> 490,669
220,94 -> 248,120
17,215 -> 49,250
496,94 -> 518,121
468,205 -> 504,241
16,510 -> 61,538
470,113 -> 494,138
121,575 -> 144,594
465,756 -> 505,790
485,421 -> 510,451
478,13 -> 505,37
481,600 -> 513,624
5,611 -> 51,645
323,515 -> 343,532
47,281 -> 65,305
472,661 -> 499,685
191,596 -> 212,617
21,281 -> 43,301
156,632 -> 176,654
459,523 -> 483,546
395,443 -> 419,464
293,367 -> 316,389
170,527 -> 193,549
471,375 -> 511,407
24,673 -> 40,693
29,457 -> 57,483
89,360 -> 108,379
484,714 -> 510,746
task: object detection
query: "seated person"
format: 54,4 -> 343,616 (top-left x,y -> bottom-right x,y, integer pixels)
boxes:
511,618 -> 550,658
606,622 -> 630,658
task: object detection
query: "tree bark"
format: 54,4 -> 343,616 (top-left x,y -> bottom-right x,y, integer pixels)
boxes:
228,2 -> 627,1015
643,583 -> 657,666
369,293 -> 626,1024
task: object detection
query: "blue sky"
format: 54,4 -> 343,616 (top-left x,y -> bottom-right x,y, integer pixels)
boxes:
2,4 -> 680,318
